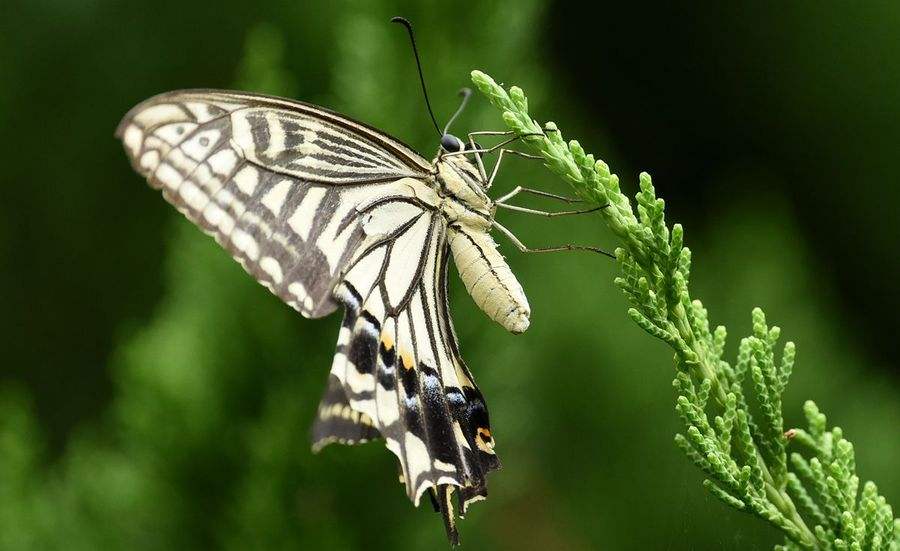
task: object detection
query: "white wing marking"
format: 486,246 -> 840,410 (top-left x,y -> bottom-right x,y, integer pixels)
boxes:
343,246 -> 386,300
259,256 -> 284,284
233,165 -> 259,196
288,187 -> 326,240
230,229 -> 259,261
208,148 -> 239,177
361,201 -> 424,238
383,214 -> 431,308
155,163 -> 182,190
133,104 -> 189,127
123,125 -> 143,157
261,179 -> 292,216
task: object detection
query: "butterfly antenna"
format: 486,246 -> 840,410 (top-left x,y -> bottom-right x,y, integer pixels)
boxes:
443,87 -> 472,135
391,16 -> 442,138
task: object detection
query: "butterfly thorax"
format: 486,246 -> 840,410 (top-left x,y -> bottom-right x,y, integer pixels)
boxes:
433,155 -> 494,230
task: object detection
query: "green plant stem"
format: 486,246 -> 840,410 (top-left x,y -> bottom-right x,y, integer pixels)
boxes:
682,305 -> 815,544
473,69 -> 899,551
470,70 -> 825,548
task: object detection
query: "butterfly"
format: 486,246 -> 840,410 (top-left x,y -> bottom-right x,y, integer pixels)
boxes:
114,18 -> 607,544
114,85 -> 547,541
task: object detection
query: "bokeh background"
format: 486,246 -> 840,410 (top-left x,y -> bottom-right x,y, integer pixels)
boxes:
1,1 -> 898,549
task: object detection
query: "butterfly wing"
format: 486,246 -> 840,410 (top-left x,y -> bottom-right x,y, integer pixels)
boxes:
116,89 -> 432,318
316,203 -> 499,544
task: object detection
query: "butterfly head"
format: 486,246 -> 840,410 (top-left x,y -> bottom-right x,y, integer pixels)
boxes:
438,134 -> 486,184
439,133 -> 482,156
440,133 -> 465,153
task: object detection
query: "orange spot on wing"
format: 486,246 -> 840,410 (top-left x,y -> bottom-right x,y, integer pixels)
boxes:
475,427 -> 496,453
381,332 -> 395,350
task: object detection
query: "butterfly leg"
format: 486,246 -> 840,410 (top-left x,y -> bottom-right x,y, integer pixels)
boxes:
492,220 -> 615,259
465,131 -> 545,162
495,186 -> 606,216
494,185 -> 585,205
454,128 -> 562,158
467,130 -> 515,139
466,134 -> 491,182
467,127 -> 561,150
464,134 -> 529,183
498,149 -> 544,160
484,149 -> 535,187
457,131 -> 559,186
443,133 -> 546,159
495,203 -> 603,217
467,128 -> 560,141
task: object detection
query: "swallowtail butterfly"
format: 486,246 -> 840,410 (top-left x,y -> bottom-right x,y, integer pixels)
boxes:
113,17 -> 605,545
116,86 -> 539,540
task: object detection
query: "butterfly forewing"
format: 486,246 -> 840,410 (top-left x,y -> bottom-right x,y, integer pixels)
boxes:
117,90 -> 431,318
231,107 -> 421,184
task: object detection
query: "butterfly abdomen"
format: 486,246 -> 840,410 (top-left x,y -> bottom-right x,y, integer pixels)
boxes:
448,226 -> 530,334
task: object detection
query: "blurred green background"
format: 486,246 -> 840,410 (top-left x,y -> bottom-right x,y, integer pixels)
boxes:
1,1 -> 898,549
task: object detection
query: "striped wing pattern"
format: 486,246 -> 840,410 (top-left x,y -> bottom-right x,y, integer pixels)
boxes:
314,204 -> 500,539
117,90 -> 498,543
116,90 -> 429,318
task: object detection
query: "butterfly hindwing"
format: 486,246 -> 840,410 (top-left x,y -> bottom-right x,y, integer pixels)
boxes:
323,204 -> 499,540
312,372 -> 381,452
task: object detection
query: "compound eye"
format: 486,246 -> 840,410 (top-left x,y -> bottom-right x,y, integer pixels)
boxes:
440,133 -> 463,152
466,140 -> 483,151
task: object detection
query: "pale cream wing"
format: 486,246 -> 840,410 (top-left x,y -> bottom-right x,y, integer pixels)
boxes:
116,89 -> 434,318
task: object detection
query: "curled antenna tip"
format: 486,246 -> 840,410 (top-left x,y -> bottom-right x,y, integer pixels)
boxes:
443,88 -> 474,135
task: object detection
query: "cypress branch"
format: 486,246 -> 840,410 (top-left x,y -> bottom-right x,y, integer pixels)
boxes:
472,69 -> 899,550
